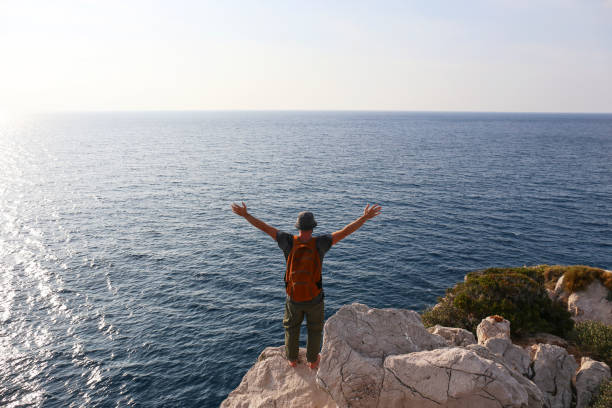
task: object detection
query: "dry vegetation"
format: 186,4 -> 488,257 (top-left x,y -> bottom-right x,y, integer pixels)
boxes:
523,264 -> 611,293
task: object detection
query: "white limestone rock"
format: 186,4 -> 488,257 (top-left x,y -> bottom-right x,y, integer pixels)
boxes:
552,271 -> 612,325
221,346 -> 337,408
574,357 -> 611,408
477,316 -> 511,344
553,274 -> 570,303
428,325 -> 477,347
567,279 -> 612,325
466,344 -> 545,408
483,337 -> 531,377
476,316 -> 531,377
379,347 -> 533,408
315,303 -> 447,408
530,344 -> 578,408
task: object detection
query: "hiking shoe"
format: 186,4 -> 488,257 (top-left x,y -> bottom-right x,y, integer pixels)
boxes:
307,355 -> 320,370
288,359 -> 298,368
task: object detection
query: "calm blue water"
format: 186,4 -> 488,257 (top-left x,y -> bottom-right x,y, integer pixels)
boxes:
1,111 -> 611,407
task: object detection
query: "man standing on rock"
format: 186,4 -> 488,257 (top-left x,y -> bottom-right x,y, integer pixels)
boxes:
231,202 -> 382,369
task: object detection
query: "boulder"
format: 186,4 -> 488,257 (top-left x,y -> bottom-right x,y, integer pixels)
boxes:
574,357 -> 611,408
476,316 -> 510,344
379,347 -> 534,407
475,316 -> 531,377
567,280 -> 612,325
428,325 -> 476,347
530,344 -> 578,408
221,346 -> 337,408
482,337 -> 531,377
315,303 -> 447,408
466,344 -> 545,407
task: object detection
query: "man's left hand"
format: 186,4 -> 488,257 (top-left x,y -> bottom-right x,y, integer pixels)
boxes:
231,202 -> 248,217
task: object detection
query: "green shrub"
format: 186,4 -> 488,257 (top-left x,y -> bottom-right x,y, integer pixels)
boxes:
421,267 -> 574,337
591,379 -> 612,408
421,287 -> 473,332
569,321 -> 612,368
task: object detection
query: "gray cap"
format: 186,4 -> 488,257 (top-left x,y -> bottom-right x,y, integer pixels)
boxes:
295,211 -> 317,230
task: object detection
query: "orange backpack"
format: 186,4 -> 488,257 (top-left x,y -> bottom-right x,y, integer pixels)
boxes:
284,236 -> 322,302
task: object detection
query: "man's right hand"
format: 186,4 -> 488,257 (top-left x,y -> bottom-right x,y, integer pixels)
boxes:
231,202 -> 248,217
231,202 -> 278,240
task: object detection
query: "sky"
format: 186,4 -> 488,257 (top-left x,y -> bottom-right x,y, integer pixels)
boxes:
0,0 -> 611,113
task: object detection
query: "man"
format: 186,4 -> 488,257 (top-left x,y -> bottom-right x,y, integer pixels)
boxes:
230,202 -> 382,369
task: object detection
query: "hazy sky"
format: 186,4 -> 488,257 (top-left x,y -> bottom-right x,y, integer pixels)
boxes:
1,0 -> 611,113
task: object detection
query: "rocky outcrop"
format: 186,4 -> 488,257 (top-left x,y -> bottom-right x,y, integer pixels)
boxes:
221,346 -> 336,408
567,280 -> 612,325
476,315 -> 510,343
428,325 -> 476,347
466,344 -> 545,407
475,316 -> 532,377
482,337 -> 532,377
314,304 -> 546,408
379,347 -> 537,407
553,272 -> 612,325
530,344 -> 578,408
476,316 -> 531,376
315,303 -> 447,407
574,357 -> 611,408
224,302 -> 610,408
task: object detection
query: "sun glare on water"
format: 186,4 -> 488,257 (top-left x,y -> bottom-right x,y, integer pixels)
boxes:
0,110 -> 17,127
0,110 -> 28,133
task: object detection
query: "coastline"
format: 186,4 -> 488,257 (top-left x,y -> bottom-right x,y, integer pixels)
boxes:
222,265 -> 612,408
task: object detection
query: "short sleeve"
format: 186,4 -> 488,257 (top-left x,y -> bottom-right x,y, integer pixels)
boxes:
316,234 -> 333,257
276,231 -> 293,259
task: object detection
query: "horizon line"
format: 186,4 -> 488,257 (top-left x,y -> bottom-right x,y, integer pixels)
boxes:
19,108 -> 612,115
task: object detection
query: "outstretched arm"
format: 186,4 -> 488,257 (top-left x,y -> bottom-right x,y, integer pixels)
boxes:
231,202 -> 278,240
331,204 -> 382,246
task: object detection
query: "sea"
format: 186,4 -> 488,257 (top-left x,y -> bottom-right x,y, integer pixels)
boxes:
1,111 -> 611,407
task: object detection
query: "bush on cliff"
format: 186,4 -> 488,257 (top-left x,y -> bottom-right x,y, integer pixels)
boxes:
421,267 -> 574,337
569,320 -> 612,368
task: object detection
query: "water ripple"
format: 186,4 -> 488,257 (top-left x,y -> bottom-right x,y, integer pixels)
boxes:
1,112 -> 611,407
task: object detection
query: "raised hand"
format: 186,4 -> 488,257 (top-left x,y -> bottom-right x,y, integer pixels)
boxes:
362,204 -> 382,220
231,202 -> 278,239
231,202 -> 248,217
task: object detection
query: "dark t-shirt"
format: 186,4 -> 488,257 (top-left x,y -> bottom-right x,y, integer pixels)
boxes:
276,231 -> 333,304
276,231 -> 333,262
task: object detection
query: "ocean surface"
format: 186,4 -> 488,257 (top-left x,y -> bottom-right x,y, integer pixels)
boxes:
1,111 -> 611,407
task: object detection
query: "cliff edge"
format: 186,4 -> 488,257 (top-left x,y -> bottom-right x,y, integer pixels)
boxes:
222,267 -> 612,408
